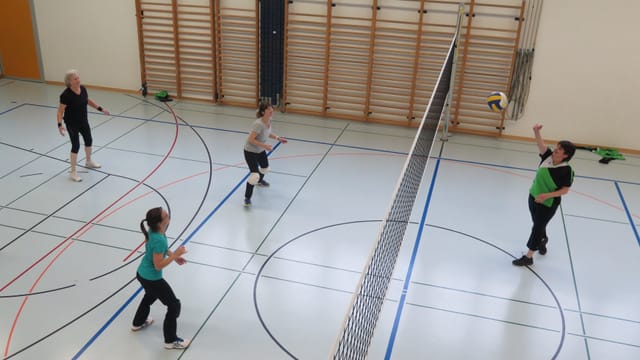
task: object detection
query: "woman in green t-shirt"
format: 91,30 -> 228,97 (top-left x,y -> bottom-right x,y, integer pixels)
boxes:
131,207 -> 190,349
513,124 -> 575,266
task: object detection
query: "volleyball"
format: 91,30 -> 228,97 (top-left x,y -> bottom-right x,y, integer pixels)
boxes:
487,91 -> 508,112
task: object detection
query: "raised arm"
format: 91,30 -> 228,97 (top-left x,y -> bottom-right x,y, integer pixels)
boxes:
532,123 -> 548,155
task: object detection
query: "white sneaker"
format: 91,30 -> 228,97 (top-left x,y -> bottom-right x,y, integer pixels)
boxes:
85,160 -> 101,169
164,337 -> 190,350
70,173 -> 82,182
131,317 -> 154,331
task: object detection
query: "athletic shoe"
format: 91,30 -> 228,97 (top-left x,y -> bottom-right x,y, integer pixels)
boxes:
85,160 -> 101,169
257,179 -> 270,187
244,198 -> 252,206
512,255 -> 533,266
165,337 -> 190,350
70,173 -> 82,182
539,237 -> 548,255
131,317 -> 154,331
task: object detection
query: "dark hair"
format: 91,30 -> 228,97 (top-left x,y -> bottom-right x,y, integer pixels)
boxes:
558,140 -> 576,162
140,207 -> 163,241
256,101 -> 272,118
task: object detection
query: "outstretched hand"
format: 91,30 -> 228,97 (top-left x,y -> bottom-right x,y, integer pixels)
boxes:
533,123 -> 543,132
174,245 -> 187,257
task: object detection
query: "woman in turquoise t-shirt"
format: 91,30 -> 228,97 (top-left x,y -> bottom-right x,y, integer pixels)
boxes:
131,207 -> 190,349
512,124 -> 575,266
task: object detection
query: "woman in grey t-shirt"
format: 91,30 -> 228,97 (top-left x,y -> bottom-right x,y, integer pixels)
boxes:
243,102 -> 288,206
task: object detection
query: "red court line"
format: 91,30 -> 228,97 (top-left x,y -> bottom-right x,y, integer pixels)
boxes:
4,143 -> 636,356
121,170 -> 213,261
4,241 -> 74,357
2,104 -> 180,356
0,105 -> 179,293
120,152 -> 403,259
447,160 -> 640,219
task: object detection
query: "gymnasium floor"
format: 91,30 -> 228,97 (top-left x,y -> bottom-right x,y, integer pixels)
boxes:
1,79 -> 639,360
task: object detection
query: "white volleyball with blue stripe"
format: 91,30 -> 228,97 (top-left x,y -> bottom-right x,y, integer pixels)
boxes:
487,91 -> 508,112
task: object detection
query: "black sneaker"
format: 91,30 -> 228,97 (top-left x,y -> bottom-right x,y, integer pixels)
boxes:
512,255 -> 533,266
244,198 -> 251,206
539,237 -> 548,255
257,179 -> 270,187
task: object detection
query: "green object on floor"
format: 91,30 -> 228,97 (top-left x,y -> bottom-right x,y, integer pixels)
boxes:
593,147 -> 625,164
155,90 -> 171,102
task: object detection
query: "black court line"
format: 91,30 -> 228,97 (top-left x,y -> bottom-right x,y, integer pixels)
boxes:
11,102 -> 411,157
0,142 -> 174,244
3,95 -> 638,357
3,97 -> 215,359
0,175 -> 111,252
560,205 -> 591,359
3,279 -> 138,360
4,216 -> 637,345
177,122 -> 352,360
564,213 -> 631,225
97,145 -> 307,179
0,204 -> 145,234
405,301 -> 561,333
566,333 -> 640,349
0,99 -> 157,180
252,218 -> 567,359
0,103 -> 25,116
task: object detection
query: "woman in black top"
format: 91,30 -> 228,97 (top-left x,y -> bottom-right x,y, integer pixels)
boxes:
56,69 -> 110,182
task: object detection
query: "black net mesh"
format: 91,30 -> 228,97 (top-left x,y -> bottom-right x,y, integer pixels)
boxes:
333,35 -> 456,360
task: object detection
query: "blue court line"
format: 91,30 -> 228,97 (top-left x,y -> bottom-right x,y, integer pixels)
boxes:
384,157 -> 442,359
17,103 -> 407,156
614,182 -> 640,247
71,286 -> 143,359
4,103 -> 640,185
439,156 -> 640,186
72,143 -> 280,359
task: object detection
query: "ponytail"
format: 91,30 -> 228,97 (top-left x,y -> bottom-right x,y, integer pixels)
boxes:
142,207 -> 163,241
140,219 -> 149,241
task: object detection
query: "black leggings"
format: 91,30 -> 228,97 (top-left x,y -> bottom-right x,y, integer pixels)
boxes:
526,194 -> 559,251
244,150 -> 268,199
66,121 -> 93,153
133,272 -> 181,343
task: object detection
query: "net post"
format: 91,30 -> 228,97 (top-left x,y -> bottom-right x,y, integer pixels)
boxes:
442,3 -> 465,142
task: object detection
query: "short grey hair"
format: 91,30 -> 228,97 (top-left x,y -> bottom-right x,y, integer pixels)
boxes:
64,69 -> 79,87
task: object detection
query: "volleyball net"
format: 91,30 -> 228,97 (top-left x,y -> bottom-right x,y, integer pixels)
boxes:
331,27 -> 458,360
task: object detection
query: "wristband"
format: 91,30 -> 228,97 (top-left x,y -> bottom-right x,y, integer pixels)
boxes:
57,123 -> 62,128
97,106 -> 103,112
